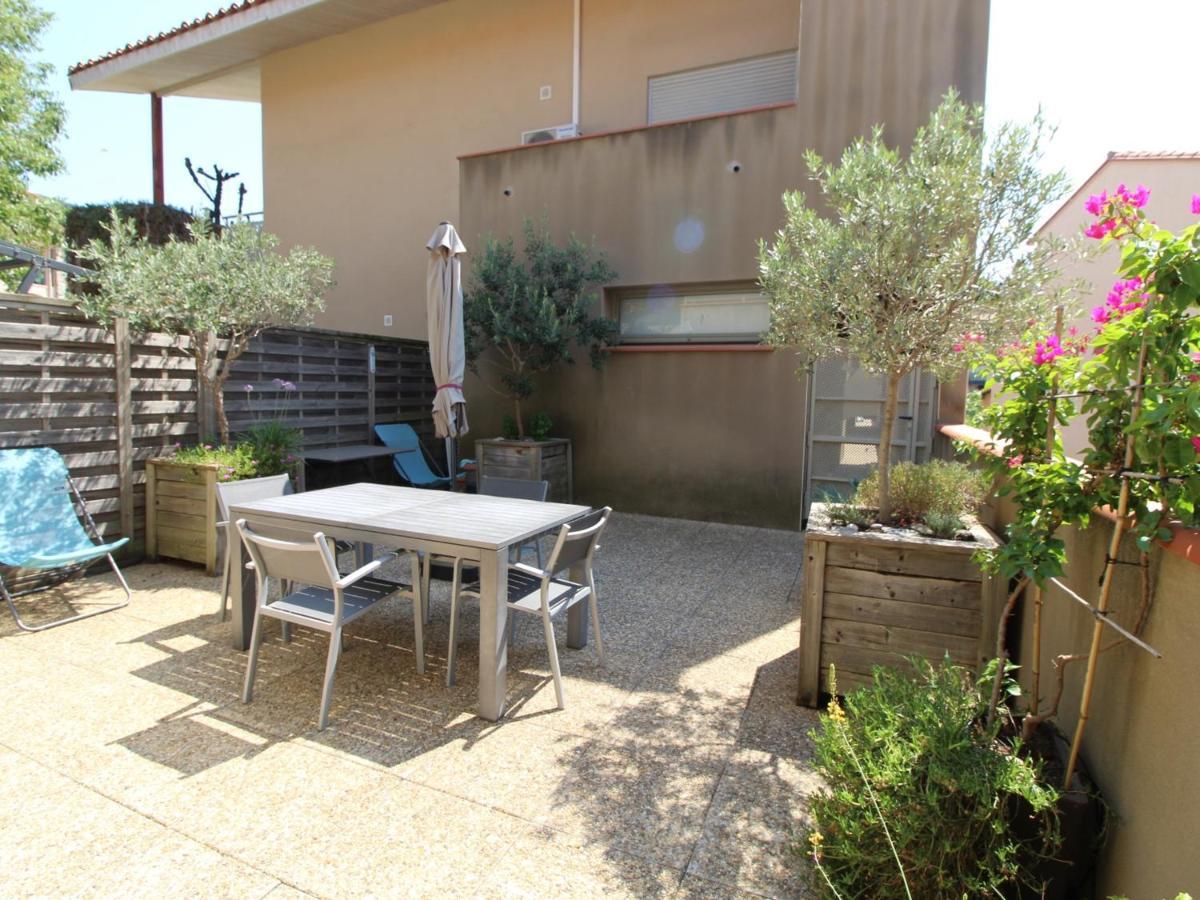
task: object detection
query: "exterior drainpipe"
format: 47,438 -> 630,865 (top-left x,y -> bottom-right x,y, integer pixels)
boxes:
572,0 -> 581,126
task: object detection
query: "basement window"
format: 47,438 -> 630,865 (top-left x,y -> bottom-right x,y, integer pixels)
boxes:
616,286 -> 770,343
647,50 -> 798,125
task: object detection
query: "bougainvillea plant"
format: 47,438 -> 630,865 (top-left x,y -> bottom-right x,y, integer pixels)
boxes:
967,185 -> 1200,747
970,184 -> 1200,584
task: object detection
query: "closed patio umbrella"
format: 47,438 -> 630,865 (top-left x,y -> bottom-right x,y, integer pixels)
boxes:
426,221 -> 469,479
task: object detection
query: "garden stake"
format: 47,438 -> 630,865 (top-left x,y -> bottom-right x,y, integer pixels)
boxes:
1063,333 -> 1150,789
1031,307 -> 1064,718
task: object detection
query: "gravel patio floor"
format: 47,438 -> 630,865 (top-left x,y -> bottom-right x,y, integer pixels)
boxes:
0,512 -> 820,898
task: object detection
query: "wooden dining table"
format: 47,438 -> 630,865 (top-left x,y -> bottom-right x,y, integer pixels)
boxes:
228,482 -> 592,720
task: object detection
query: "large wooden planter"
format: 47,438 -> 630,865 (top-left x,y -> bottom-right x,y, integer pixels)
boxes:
475,437 -> 573,503
798,503 -> 1004,706
145,459 -> 220,574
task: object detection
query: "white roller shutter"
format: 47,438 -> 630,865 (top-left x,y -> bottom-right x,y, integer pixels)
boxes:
647,50 -> 797,125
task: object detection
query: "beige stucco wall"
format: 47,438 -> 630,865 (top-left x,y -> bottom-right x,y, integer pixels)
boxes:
1039,156 -> 1200,458
260,0 -> 989,525
987,490 -> 1200,896
261,0 -> 575,339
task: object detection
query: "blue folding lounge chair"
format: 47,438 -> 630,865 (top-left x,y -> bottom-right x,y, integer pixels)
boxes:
0,447 -> 131,631
373,423 -> 451,488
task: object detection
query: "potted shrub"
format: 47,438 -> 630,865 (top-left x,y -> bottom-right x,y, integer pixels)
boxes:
78,215 -> 333,569
758,94 -> 1072,701
805,659 -> 1073,898
465,218 -> 616,502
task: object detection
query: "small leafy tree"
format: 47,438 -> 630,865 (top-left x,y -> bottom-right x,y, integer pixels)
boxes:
0,0 -> 65,252
77,214 -> 335,446
760,92 -> 1072,521
465,219 -> 616,438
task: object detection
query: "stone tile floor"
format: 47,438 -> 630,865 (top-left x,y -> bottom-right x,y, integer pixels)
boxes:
0,513 -> 821,898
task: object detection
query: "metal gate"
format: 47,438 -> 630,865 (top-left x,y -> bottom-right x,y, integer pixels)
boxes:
803,358 -> 938,519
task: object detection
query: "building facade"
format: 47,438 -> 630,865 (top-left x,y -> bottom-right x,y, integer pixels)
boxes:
72,0 -> 989,527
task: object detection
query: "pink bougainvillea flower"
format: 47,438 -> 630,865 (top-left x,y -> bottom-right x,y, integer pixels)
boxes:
1007,455 -> 1024,468
1192,436 -> 1200,454
1085,191 -> 1108,216
1129,185 -> 1150,208
952,342 -> 964,353
1192,194 -> 1200,214
1033,333 -> 1065,366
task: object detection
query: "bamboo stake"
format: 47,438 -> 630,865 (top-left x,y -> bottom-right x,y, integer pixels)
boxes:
1063,332 -> 1151,789
1030,308 -> 1064,717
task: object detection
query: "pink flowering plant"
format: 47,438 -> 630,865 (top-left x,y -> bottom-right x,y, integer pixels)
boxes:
967,184 -> 1200,586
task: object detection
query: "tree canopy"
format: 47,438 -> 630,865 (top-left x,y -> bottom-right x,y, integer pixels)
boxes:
0,0 -> 65,250
465,219 -> 616,438
759,92 -> 1073,520
77,214 -> 335,445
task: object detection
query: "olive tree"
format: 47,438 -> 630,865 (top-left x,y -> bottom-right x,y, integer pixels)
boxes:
759,93 -> 1072,521
78,214 -> 335,446
465,218 -> 616,438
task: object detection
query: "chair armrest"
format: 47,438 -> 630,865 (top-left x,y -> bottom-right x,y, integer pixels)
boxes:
511,561 -> 549,579
216,519 -> 230,529
336,559 -> 383,589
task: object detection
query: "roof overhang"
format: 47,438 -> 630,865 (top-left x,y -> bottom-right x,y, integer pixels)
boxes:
68,0 -> 447,102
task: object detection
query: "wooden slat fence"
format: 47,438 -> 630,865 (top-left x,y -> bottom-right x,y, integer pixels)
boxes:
223,328 -> 435,448
0,292 -> 435,583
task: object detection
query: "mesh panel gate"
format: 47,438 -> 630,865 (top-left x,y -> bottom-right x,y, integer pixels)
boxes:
803,358 -> 938,518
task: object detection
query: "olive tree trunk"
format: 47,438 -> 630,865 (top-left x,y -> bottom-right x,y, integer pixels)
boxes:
875,371 -> 904,523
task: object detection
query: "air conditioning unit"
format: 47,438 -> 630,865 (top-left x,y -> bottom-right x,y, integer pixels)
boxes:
520,123 -> 579,145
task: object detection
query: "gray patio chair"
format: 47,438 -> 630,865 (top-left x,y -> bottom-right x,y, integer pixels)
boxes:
236,520 -> 425,730
418,476 -> 550,623
445,506 -> 611,705
215,474 -> 293,623
0,447 -> 131,631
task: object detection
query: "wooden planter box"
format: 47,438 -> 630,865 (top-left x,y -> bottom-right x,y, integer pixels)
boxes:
798,503 -> 1004,706
475,438 -> 573,503
145,458 -> 220,574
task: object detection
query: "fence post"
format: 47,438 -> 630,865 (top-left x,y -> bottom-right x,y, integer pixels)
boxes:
113,317 -> 135,542
367,343 -> 376,441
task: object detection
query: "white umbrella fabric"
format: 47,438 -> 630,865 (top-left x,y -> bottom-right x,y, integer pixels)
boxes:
425,222 -> 469,479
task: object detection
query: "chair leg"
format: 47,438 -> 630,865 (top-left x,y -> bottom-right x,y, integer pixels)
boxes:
411,553 -> 425,675
421,554 -> 432,625
217,551 -> 231,622
542,609 -> 565,709
446,562 -> 464,687
280,582 -> 292,643
318,627 -> 343,730
588,577 -> 604,665
242,612 -> 266,703
1,556 -> 131,634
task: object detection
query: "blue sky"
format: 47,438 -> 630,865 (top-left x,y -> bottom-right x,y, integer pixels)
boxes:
27,0 -> 1200,215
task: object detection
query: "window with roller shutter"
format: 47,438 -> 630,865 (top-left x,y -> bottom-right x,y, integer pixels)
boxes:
647,50 -> 798,125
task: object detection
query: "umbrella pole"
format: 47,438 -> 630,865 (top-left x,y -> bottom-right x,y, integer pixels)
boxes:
445,437 -> 455,488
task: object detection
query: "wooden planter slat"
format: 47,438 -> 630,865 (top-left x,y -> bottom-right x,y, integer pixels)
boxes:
798,503 -> 1003,707
823,592 -> 982,637
823,566 -> 980,609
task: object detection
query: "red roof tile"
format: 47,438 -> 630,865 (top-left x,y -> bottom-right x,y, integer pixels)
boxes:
68,0 -> 278,76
